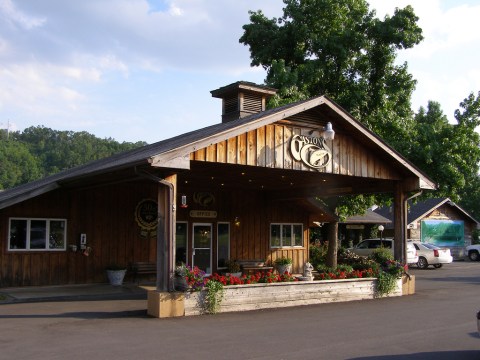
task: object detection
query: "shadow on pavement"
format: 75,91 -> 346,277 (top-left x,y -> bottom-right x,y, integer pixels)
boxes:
0,309 -> 148,319
349,350 -> 480,360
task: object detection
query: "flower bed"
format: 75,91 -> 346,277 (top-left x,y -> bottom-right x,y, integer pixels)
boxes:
150,264 -> 410,317
183,277 -> 403,316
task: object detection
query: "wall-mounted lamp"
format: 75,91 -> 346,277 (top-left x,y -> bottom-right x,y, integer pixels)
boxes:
234,217 -> 241,227
313,221 -> 324,227
322,122 -> 335,140
180,195 -> 188,208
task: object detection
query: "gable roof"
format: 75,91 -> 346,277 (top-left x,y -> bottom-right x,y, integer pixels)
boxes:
0,94 -> 436,210
374,197 -> 480,227
342,209 -> 392,224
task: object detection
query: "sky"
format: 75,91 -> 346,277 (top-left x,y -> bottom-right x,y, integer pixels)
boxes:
0,0 -> 479,144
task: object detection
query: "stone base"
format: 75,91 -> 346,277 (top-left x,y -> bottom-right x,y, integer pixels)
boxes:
402,274 -> 415,295
147,290 -> 185,318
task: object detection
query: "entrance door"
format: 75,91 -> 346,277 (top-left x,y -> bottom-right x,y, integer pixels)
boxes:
192,223 -> 212,274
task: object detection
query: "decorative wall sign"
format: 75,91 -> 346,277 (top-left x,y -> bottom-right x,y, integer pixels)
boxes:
193,192 -> 215,207
290,134 -> 332,170
135,199 -> 158,238
189,210 -> 218,218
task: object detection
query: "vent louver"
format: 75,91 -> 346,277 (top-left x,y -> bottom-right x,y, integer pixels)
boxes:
211,81 -> 277,123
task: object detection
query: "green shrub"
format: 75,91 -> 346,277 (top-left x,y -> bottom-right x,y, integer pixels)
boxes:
274,257 -> 293,265
336,264 -> 354,273
309,242 -> 328,267
369,248 -> 393,264
351,260 -> 379,273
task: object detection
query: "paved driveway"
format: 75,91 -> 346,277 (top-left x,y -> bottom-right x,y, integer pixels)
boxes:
0,262 -> 479,360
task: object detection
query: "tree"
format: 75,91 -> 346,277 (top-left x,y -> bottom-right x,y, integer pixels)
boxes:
407,94 -> 480,204
0,126 -> 147,189
240,0 -> 424,266
240,0 -> 422,151
0,134 -> 42,190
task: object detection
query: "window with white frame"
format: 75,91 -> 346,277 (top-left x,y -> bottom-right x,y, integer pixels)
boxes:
270,223 -> 303,248
8,218 -> 67,251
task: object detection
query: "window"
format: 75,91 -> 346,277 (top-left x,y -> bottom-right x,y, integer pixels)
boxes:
9,218 -> 67,251
270,223 -> 303,248
217,222 -> 230,269
175,222 -> 188,265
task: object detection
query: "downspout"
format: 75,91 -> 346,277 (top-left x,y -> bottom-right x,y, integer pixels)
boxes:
135,168 -> 176,292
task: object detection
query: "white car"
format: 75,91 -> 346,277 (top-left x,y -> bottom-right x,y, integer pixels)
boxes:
348,238 -> 418,264
465,244 -> 480,261
410,241 -> 453,269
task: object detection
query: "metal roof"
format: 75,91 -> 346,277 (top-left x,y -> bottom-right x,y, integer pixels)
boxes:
374,197 -> 480,228
0,94 -> 436,210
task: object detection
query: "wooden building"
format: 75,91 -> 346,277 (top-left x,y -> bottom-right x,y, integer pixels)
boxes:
0,82 -> 436,289
375,197 -> 479,259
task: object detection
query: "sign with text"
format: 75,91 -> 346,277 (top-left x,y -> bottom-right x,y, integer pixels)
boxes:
290,134 -> 332,170
189,210 -> 218,218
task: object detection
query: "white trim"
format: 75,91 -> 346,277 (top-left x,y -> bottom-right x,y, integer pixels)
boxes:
270,223 -> 304,248
8,217 -> 67,252
192,223 -> 213,275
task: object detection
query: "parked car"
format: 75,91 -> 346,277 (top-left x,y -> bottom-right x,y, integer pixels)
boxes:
409,241 -> 453,269
348,238 -> 418,264
465,244 -> 480,261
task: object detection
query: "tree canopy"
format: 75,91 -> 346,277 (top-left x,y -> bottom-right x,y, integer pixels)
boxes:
241,0 -> 480,221
0,126 -> 146,190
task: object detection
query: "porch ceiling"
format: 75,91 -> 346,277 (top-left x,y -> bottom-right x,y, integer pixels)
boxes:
178,161 -> 399,200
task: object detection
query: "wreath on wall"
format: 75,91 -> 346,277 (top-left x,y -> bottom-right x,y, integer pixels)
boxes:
135,199 -> 158,239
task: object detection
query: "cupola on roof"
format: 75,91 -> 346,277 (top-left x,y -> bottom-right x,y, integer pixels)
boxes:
211,81 -> 277,123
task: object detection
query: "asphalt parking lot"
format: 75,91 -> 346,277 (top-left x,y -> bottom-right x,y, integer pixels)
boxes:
0,261 -> 479,360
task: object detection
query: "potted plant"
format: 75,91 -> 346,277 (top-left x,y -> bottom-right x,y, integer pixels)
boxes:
174,263 -> 190,291
274,257 -> 293,275
106,264 -> 127,286
225,259 -> 242,278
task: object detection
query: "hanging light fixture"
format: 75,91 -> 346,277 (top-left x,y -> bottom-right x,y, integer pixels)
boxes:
180,195 -> 188,208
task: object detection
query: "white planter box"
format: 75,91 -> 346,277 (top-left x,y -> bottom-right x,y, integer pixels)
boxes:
183,278 -> 402,316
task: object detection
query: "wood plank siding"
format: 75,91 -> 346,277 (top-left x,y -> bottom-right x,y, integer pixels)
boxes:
191,123 -> 399,181
0,182 -> 158,286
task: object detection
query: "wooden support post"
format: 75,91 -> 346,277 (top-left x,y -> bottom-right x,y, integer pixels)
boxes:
393,183 -> 407,263
326,221 -> 339,268
156,174 -> 177,292
157,184 -> 168,291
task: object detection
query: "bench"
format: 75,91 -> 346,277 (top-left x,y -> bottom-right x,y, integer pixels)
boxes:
130,262 -> 156,283
237,260 -> 273,276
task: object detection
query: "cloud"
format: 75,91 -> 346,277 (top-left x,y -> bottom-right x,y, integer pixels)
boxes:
0,0 -> 478,142
0,0 -> 46,29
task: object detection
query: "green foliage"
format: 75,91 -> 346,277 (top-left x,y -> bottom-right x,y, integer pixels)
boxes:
240,0 -> 422,219
0,126 -> 147,190
241,2 -> 480,220
337,249 -> 379,272
274,257 -> 293,265
240,0 -> 422,139
309,242 -> 328,268
204,280 -> 225,314
0,138 -> 42,190
369,248 -> 394,264
375,271 -> 398,298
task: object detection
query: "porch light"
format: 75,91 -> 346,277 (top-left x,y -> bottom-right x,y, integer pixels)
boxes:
323,122 -> 335,140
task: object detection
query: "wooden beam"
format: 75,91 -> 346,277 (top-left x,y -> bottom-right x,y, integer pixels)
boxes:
393,182 -> 407,263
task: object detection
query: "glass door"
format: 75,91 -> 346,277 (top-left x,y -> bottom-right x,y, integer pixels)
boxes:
192,223 -> 212,274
